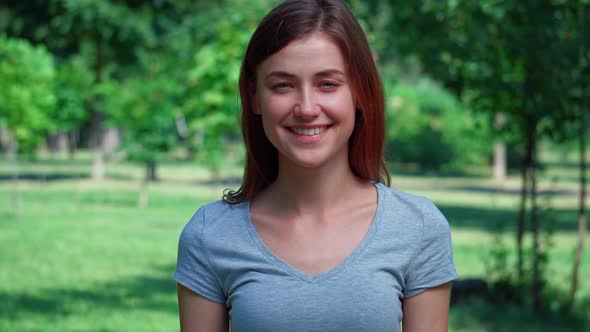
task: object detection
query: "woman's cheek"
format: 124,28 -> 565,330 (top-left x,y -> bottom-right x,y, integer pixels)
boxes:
319,91 -> 354,113
264,95 -> 294,118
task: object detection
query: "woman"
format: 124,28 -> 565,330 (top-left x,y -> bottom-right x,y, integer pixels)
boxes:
175,0 -> 458,331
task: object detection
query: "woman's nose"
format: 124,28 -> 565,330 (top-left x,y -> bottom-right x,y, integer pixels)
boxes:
293,88 -> 319,119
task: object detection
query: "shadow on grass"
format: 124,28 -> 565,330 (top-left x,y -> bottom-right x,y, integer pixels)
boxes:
387,163 -> 490,178
543,160 -> 579,170
450,279 -> 590,332
0,170 -> 242,186
194,177 -> 242,187
445,185 -> 577,197
0,173 -> 88,182
450,298 -> 587,332
0,264 -> 177,320
438,204 -> 580,233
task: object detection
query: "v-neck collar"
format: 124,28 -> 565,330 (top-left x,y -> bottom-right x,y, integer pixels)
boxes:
241,182 -> 384,284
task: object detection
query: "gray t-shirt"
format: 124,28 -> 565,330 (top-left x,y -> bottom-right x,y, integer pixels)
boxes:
174,182 -> 458,331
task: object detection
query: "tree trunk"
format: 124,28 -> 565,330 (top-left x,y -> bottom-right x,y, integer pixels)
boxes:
90,35 -> 106,181
517,136 -> 532,284
527,125 -> 542,312
67,129 -> 79,159
138,172 -> 150,210
146,159 -> 157,182
102,127 -> 121,155
47,132 -> 69,157
493,113 -> 507,180
138,160 -> 157,208
0,123 -> 11,154
57,132 -> 68,155
493,142 -> 507,180
570,109 -> 587,304
138,179 -> 149,208
92,148 -> 106,181
46,133 -> 59,154
8,137 -> 21,222
175,114 -> 189,141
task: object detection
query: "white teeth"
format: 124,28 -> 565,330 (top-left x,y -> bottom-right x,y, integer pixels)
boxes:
292,126 -> 327,136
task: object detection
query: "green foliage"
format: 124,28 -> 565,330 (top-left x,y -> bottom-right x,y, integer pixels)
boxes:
0,35 -> 55,153
553,1 -> 590,143
0,0 -> 158,79
51,57 -> 93,133
182,2 -> 271,171
379,0 -> 589,313
484,229 -> 514,288
537,177 -> 559,306
385,79 -> 491,171
103,64 -> 181,167
381,0 -> 583,140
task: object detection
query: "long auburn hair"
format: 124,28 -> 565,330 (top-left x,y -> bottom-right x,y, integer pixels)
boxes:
223,0 -> 390,204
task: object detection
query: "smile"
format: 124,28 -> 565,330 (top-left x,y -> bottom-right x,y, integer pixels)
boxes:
290,126 -> 328,136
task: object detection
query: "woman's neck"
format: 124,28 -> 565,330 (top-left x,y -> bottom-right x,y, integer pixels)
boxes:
260,154 -> 369,218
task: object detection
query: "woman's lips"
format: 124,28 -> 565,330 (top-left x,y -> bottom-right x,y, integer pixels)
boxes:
290,126 -> 328,136
287,125 -> 331,143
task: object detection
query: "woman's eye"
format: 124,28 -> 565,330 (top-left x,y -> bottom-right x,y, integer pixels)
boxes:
272,82 -> 291,90
320,81 -> 339,89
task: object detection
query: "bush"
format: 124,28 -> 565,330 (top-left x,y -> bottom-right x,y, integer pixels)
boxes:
384,79 -> 491,172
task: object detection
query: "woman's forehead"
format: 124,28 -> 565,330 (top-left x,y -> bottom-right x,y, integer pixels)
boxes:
256,32 -> 347,78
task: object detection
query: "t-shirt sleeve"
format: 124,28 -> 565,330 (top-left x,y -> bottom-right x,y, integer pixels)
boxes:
403,198 -> 458,298
174,207 -> 226,303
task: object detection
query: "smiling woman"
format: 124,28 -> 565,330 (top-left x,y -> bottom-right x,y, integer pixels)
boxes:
254,33 -> 356,169
174,1 -> 458,331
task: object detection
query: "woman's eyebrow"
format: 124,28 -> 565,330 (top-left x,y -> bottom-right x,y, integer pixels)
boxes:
265,71 -> 297,79
264,69 -> 345,80
314,69 -> 345,77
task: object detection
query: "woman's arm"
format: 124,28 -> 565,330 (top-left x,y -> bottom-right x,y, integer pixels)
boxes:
177,283 -> 229,332
401,282 -> 452,332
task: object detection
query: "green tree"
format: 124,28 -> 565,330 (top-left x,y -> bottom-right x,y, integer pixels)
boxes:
556,0 -> 590,306
180,2 -> 272,175
0,35 -> 55,220
381,0 -> 575,311
1,0 -> 159,180
104,57 -> 182,207
0,35 -> 55,153
51,56 -> 94,156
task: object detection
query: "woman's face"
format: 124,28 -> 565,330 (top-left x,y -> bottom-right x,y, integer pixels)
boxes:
254,32 -> 356,170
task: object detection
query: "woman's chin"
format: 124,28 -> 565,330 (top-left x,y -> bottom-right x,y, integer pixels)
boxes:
284,154 -> 337,170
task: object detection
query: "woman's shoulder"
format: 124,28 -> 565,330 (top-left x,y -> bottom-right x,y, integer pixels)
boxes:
180,200 -> 248,240
374,182 -> 449,230
375,182 -> 440,213
200,199 -> 246,217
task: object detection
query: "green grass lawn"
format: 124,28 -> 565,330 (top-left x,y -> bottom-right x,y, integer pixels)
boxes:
0,153 -> 588,331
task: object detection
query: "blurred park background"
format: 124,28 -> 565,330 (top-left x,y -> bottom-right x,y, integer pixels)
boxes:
0,0 -> 589,331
